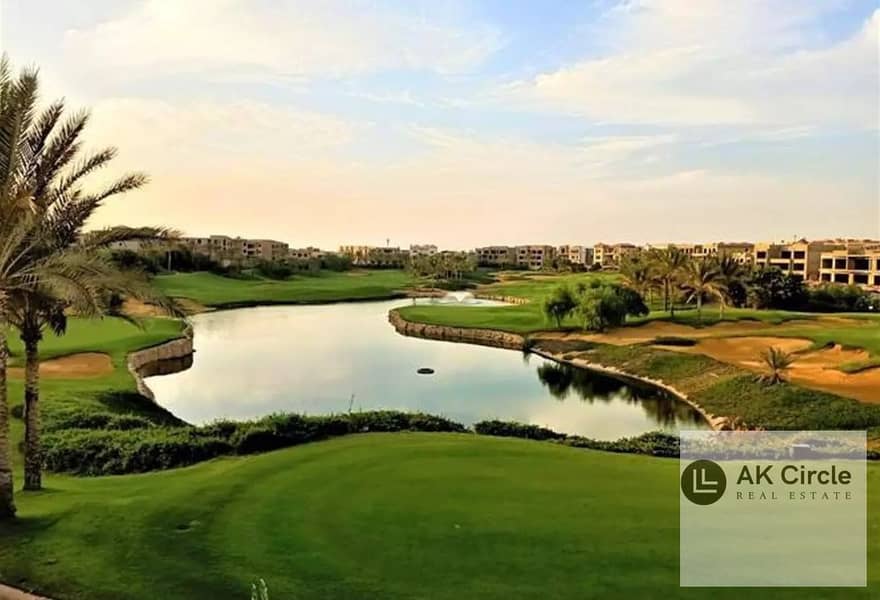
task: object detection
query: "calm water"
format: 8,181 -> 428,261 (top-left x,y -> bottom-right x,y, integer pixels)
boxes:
145,299 -> 709,440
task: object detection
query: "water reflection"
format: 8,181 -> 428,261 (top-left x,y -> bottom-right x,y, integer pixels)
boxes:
535,362 -> 706,429
144,300 -> 709,440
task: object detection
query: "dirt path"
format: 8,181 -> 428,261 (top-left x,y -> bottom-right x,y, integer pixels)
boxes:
8,353 -> 113,379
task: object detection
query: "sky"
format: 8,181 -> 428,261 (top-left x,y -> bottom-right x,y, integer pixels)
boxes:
1,0 -> 878,249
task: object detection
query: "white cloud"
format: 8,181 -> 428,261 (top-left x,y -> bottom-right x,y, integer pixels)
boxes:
64,0 -> 502,78
505,3 -> 879,128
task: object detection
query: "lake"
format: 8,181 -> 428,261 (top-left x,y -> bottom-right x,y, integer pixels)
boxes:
145,299 -> 709,439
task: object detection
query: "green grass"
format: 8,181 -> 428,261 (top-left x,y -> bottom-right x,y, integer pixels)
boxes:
5,316 -> 187,467
155,270 -> 413,307
1,433 -> 877,600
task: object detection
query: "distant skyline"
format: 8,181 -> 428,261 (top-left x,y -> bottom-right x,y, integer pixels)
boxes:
1,0 -> 878,249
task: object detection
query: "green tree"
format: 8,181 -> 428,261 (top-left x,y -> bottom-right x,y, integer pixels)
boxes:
542,285 -> 577,328
716,255 -> 748,316
681,258 -> 727,324
648,247 -> 688,317
619,254 -> 656,302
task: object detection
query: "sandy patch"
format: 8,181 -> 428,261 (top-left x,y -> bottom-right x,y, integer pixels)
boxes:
123,298 -> 206,316
8,353 -> 113,379
664,337 -> 880,404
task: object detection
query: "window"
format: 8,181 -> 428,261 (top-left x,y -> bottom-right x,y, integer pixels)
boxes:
756,251 -> 767,259
781,250 -> 792,259
854,274 -> 869,284
793,251 -> 805,259
821,273 -> 831,281
835,259 -> 847,269
834,274 -> 849,283
874,276 -> 880,286
792,262 -> 804,271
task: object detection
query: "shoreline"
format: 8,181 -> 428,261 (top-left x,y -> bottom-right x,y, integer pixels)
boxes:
387,309 -> 723,431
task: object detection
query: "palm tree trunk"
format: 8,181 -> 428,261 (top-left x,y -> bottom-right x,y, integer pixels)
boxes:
23,334 -> 41,491
697,294 -> 703,324
0,291 -> 16,518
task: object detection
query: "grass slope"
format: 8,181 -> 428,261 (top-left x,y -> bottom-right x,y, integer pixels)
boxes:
1,433 -> 877,600
155,270 -> 412,307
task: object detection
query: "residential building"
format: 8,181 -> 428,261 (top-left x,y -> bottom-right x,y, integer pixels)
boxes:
819,244 -> 880,288
475,246 -> 516,267
557,245 -> 594,266
339,245 -> 407,267
646,242 -> 754,265
515,245 -> 556,270
409,244 -> 438,257
183,235 -> 289,263
752,239 -> 841,281
289,247 -> 325,261
593,243 -> 640,269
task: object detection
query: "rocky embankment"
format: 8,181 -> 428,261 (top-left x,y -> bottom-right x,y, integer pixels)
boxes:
388,310 -> 526,350
127,324 -> 195,400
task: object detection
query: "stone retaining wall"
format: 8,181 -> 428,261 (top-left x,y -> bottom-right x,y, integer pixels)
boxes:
127,324 -> 195,401
388,310 -> 526,350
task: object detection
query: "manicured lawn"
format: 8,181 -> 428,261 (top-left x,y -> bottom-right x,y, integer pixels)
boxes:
5,316 -> 187,466
399,272 -> 880,359
155,270 -> 413,307
1,433 -> 877,600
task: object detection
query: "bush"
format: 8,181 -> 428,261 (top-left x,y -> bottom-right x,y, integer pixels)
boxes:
474,420 -> 566,441
42,411 -> 467,475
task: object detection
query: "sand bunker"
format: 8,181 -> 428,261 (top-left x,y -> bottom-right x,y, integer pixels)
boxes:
8,353 -> 113,379
663,337 -> 880,404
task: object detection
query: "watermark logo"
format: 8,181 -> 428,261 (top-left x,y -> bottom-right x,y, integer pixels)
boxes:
679,430 -> 866,587
680,459 -> 726,505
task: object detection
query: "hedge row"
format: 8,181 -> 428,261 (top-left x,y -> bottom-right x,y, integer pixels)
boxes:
40,410 -> 877,476
474,420 -> 679,457
43,411 -> 466,476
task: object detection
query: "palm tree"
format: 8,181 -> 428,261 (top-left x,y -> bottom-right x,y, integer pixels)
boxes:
619,254 -> 655,303
716,255 -> 747,319
649,247 -> 688,317
681,258 -> 727,324
759,347 -> 796,385
0,56 -> 175,506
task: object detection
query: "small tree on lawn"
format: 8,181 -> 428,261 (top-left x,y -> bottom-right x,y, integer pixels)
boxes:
543,285 -> 577,328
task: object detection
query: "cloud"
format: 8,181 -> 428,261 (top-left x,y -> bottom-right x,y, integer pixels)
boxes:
63,0 -> 503,78
504,3 -> 878,128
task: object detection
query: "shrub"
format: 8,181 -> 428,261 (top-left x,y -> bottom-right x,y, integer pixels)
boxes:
474,420 -> 566,441
42,411 -> 467,475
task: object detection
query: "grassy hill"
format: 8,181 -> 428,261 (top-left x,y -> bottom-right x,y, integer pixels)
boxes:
2,433 -> 877,600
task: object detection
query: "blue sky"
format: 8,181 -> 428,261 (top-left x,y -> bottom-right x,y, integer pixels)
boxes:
1,0 -> 877,248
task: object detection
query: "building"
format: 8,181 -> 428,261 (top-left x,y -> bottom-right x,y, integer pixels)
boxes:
475,246 -> 516,267
409,244 -> 438,257
515,245 -> 556,270
183,235 -> 289,263
289,247 -> 325,261
819,245 -> 880,288
593,243 -> 640,269
557,245 -> 594,266
752,239 -> 843,281
339,245 -> 407,267
646,242 -> 754,265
